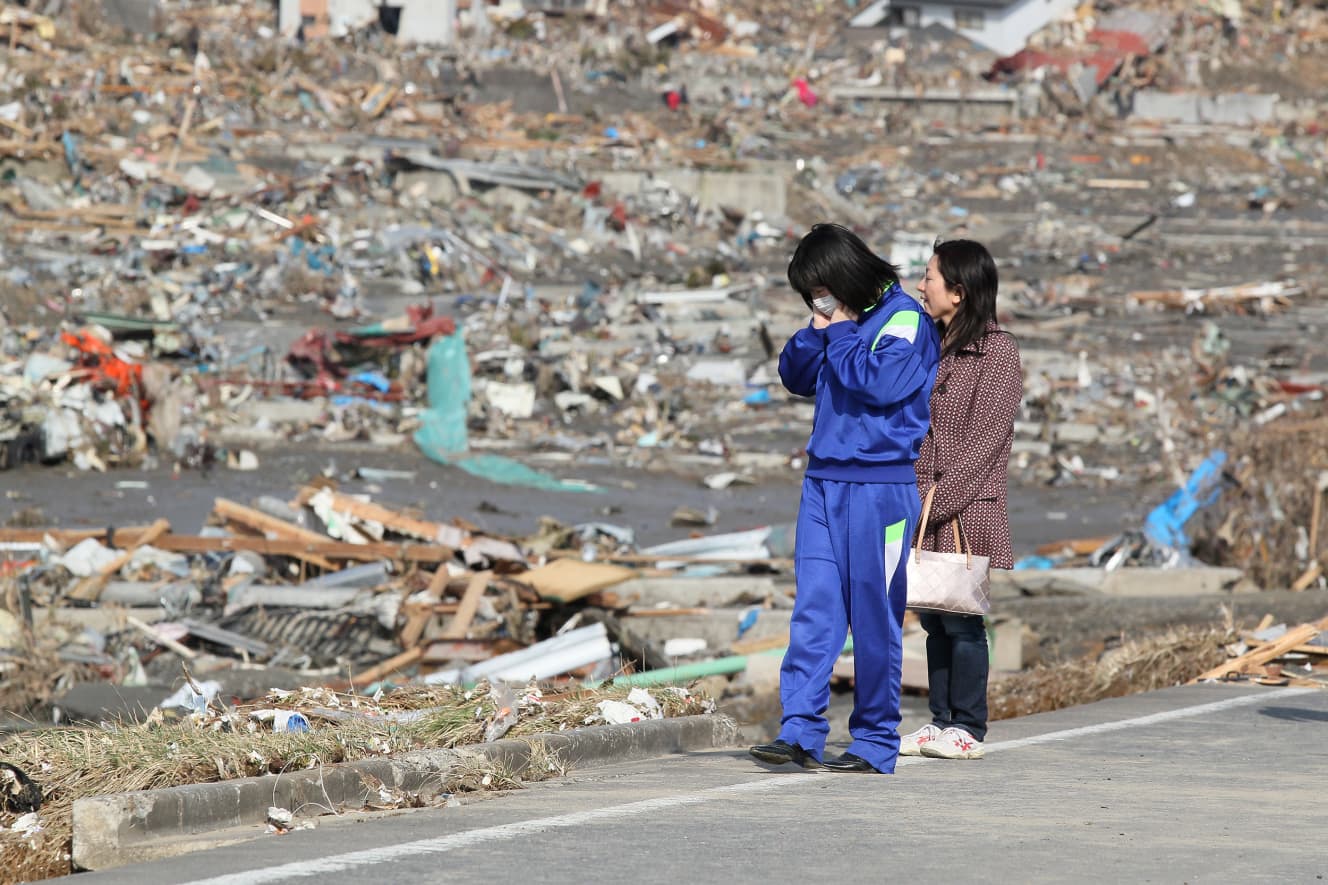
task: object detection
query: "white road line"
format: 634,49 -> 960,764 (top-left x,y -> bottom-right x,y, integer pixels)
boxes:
984,687 -> 1315,753
191,687 -> 1315,885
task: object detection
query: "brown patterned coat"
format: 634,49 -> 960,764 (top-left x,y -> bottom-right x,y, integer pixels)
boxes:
913,322 -> 1023,569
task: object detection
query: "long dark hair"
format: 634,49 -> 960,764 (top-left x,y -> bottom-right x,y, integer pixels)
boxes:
787,223 -> 900,316
933,239 -> 998,357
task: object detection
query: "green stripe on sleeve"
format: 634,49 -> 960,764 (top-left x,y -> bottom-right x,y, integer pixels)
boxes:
884,518 -> 908,546
871,310 -> 920,350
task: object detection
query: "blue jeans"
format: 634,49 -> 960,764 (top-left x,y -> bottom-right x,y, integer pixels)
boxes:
919,611 -> 988,741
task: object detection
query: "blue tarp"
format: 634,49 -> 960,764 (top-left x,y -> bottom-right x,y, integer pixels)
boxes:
1143,450 -> 1228,553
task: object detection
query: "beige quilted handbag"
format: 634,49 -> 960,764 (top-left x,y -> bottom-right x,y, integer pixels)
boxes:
905,485 -> 991,615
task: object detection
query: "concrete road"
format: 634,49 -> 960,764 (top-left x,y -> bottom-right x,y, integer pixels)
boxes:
74,684 -> 1328,884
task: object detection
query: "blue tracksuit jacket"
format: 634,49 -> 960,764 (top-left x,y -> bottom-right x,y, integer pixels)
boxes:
778,282 -> 940,481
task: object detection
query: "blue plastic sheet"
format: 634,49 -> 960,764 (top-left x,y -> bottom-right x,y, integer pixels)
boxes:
349,370 -> 391,393
1143,450 -> 1228,553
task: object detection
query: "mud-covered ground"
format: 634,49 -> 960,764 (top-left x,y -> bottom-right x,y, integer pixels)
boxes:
2,441 -> 1143,560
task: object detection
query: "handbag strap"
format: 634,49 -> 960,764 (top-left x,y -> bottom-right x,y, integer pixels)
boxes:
953,513 -> 973,569
916,484 -> 974,569
913,485 -> 936,562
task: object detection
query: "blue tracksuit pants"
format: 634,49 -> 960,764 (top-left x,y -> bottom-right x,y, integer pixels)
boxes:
777,476 -> 918,773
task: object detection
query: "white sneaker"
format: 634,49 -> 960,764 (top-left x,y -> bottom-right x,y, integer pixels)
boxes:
920,727 -> 985,759
899,723 -> 943,756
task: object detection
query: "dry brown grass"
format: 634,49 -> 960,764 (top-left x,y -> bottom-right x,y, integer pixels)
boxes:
0,683 -> 710,883
989,626 -> 1230,721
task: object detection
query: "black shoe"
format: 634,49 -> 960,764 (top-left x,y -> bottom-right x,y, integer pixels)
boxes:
749,739 -> 821,769
822,752 -> 878,773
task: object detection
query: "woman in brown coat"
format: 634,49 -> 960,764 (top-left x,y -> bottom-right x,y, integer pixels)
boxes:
901,239 -> 1022,760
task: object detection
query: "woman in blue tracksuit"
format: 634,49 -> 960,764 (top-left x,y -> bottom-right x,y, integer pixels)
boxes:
750,223 -> 940,774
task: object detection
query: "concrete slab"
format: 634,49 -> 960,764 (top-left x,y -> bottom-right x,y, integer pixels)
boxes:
994,566 -> 1245,598
53,683 -> 173,725
620,609 -> 793,651
1134,90 -> 1280,125
30,606 -> 170,632
597,170 -> 787,217
611,576 -> 781,609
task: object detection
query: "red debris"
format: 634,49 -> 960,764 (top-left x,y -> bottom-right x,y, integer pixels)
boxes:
60,330 -> 147,411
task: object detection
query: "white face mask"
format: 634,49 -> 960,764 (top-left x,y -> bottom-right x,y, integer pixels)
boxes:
811,294 -> 839,316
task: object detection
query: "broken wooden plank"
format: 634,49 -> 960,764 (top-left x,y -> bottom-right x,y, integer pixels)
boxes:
1035,536 -> 1113,557
67,518 -> 170,602
350,646 -> 424,687
730,633 -> 790,656
0,525 -> 155,544
1238,635 -> 1328,657
212,498 -> 337,570
399,566 -> 453,649
0,116 -> 32,138
441,571 -> 491,640
1086,178 -> 1152,190
421,638 -> 501,664
126,614 -> 197,660
0,139 -> 56,159
5,219 -> 142,236
295,487 -> 523,563
1129,280 -> 1305,311
1290,561 -> 1323,593
151,534 -> 453,563
549,549 -> 793,567
1194,616 -> 1328,682
303,486 -> 446,542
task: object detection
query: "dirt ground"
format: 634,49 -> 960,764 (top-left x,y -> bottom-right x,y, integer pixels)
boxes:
1,441 -> 1137,559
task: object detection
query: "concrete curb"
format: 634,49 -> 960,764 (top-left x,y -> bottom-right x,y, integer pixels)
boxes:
71,714 -> 739,871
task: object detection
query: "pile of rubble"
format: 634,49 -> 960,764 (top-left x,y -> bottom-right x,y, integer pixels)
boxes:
0,477 -> 802,720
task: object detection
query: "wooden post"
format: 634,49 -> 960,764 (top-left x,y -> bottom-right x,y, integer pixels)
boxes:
167,92 -> 198,173
1309,477 -> 1324,563
550,68 -> 568,115
126,615 -> 198,660
399,566 -> 453,649
441,571 -> 491,639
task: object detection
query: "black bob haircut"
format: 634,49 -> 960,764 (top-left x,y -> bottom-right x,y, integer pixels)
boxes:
787,223 -> 900,316
932,238 -> 998,358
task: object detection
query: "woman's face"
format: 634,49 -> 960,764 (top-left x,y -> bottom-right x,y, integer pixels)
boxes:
918,256 -> 961,325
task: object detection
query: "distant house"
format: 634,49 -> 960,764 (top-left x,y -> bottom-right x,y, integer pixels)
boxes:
848,0 -> 1079,57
